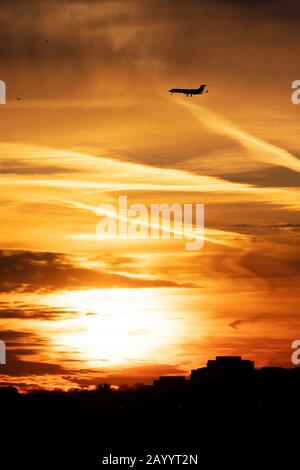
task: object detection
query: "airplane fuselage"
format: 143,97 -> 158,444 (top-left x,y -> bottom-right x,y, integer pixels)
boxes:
169,84 -> 207,97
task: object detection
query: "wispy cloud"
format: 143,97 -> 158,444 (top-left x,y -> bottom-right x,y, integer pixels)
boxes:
178,100 -> 300,174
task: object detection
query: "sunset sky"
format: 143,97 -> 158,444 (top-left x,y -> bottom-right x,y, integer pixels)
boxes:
0,0 -> 300,390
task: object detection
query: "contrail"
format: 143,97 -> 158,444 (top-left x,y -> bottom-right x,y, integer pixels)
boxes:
177,100 -> 300,174
58,198 -> 245,247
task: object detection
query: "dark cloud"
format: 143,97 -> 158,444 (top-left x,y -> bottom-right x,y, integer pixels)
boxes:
0,249 -> 189,292
221,166 -> 300,188
1,358 -> 65,377
0,303 -> 75,320
0,329 -> 99,382
227,223 -> 300,235
0,161 -> 80,175
0,330 -> 66,376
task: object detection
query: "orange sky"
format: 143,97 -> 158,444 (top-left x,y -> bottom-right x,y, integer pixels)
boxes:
0,0 -> 300,390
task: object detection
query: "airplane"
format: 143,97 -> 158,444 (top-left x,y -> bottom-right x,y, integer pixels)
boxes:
169,84 -> 208,97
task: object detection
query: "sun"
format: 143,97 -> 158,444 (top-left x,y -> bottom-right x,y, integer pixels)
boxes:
43,288 -> 185,368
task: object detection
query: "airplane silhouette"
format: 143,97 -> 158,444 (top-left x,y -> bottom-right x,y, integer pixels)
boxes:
169,84 -> 208,97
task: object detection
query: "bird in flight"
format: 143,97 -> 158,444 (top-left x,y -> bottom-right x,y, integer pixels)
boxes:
169,84 -> 208,97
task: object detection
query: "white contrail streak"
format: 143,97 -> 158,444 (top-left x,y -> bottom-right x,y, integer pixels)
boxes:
58,198 -> 243,247
178,100 -> 300,173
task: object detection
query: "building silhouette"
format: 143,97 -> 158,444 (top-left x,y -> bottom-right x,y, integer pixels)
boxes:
153,375 -> 186,391
190,355 -> 255,385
